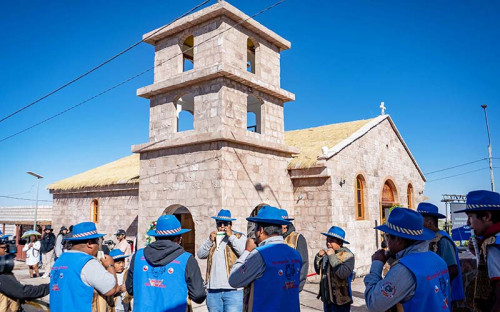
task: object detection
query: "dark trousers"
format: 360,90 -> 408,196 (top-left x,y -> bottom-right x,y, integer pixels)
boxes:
324,302 -> 351,312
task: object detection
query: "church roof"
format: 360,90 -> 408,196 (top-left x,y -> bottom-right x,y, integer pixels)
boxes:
47,154 -> 140,191
48,115 -> 424,191
285,118 -> 373,169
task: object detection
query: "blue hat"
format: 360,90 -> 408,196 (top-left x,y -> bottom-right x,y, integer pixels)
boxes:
417,202 -> 446,219
212,209 -> 237,221
454,190 -> 500,213
109,249 -> 129,261
321,226 -> 349,244
147,215 -> 191,237
280,209 -> 294,221
66,222 -> 105,241
246,205 -> 291,225
375,207 -> 435,241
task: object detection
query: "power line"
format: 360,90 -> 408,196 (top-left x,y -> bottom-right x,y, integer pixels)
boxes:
0,0 -> 288,144
0,0 -> 212,124
424,158 -> 487,175
0,195 -> 52,203
427,167 -> 499,183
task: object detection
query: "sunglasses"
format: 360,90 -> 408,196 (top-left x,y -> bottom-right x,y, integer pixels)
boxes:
0,246 -> 7,250
216,221 -> 230,227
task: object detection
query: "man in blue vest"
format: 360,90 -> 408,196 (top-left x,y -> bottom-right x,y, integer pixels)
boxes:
454,190 -> 500,312
50,222 -> 120,312
418,202 -> 465,309
228,205 -> 302,312
125,215 -> 206,312
364,207 -> 451,312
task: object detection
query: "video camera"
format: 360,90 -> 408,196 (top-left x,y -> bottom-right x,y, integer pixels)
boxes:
0,236 -> 16,274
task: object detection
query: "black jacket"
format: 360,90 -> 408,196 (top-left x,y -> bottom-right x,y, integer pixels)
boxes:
126,240 -> 206,304
0,273 -> 49,301
40,233 -> 56,253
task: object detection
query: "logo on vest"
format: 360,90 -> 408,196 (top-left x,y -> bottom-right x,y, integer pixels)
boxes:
143,265 -> 148,272
59,273 -> 64,279
168,268 -> 174,274
381,282 -> 396,298
146,279 -> 165,288
278,269 -> 283,276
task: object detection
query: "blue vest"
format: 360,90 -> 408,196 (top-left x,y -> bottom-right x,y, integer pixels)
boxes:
133,248 -> 190,312
250,243 -> 301,312
399,251 -> 451,312
49,252 -> 94,312
438,230 -> 465,302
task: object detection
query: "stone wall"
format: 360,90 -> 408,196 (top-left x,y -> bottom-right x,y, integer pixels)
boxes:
292,118 -> 425,276
51,186 -> 139,243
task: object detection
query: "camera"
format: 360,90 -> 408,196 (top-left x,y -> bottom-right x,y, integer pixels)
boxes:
0,237 -> 16,274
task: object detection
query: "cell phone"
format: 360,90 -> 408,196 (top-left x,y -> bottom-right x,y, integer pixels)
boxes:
97,250 -> 105,261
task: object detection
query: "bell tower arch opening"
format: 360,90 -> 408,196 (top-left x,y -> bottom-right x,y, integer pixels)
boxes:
175,94 -> 194,132
247,95 -> 262,133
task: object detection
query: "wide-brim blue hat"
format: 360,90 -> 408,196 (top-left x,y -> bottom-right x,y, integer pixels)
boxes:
280,209 -> 294,221
417,202 -> 446,219
66,222 -> 105,241
212,209 -> 236,221
246,205 -> 291,225
147,215 -> 191,237
375,207 -> 435,241
454,190 -> 500,213
321,226 -> 349,244
109,249 -> 129,261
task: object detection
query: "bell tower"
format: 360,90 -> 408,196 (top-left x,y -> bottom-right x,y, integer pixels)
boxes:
132,1 -> 298,247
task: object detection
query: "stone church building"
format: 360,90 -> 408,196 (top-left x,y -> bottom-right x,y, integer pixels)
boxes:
48,2 -> 425,275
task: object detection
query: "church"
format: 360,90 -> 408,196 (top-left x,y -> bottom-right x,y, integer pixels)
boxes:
48,1 -> 425,275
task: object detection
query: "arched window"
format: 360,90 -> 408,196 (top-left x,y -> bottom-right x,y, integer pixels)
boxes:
247,95 -> 261,133
176,94 -> 194,132
182,36 -> 194,72
355,175 -> 365,220
247,38 -> 256,74
407,184 -> 414,209
91,199 -> 99,223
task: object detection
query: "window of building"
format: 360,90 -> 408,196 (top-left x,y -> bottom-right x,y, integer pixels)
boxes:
182,36 -> 194,72
247,38 -> 256,74
91,199 -> 99,223
355,175 -> 365,220
407,184 -> 414,209
247,95 -> 261,133
176,94 -> 194,132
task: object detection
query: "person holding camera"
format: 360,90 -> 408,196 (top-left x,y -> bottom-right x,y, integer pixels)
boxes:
22,234 -> 41,278
49,222 -> 120,312
114,229 -> 131,267
0,235 -> 49,312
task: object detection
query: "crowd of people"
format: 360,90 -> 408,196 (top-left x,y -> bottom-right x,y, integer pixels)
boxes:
0,189 -> 498,312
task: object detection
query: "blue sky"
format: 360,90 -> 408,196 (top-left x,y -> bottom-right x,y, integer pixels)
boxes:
0,0 -> 498,215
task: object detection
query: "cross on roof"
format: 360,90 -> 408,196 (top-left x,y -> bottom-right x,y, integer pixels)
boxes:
380,102 -> 386,115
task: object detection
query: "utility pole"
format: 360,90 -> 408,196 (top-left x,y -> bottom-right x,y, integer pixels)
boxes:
481,105 -> 495,191
27,171 -> 43,231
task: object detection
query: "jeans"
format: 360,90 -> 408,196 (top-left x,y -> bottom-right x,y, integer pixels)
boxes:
324,303 -> 351,312
206,289 -> 243,312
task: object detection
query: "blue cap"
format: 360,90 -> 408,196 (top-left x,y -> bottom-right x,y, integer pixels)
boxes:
375,207 -> 435,241
212,209 -> 237,221
417,202 -> 446,219
147,215 -> 191,237
321,226 -> 349,244
65,222 -> 105,241
246,205 -> 291,225
109,249 -> 129,261
454,190 -> 500,213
